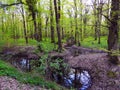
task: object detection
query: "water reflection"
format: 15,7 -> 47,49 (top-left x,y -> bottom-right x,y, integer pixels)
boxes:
12,58 -> 91,89
54,69 -> 91,90
20,58 -> 30,71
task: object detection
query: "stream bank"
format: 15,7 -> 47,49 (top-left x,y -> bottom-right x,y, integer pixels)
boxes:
0,45 -> 120,90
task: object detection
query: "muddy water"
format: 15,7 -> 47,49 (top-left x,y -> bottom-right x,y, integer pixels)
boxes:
11,58 -> 31,71
53,68 -> 91,90
11,58 -> 92,90
6,53 -> 91,90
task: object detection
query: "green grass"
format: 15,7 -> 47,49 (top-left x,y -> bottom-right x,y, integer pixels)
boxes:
0,60 -> 65,90
16,38 -> 38,46
81,36 -> 107,49
0,38 -> 37,47
37,41 -> 56,52
0,36 -> 108,52
0,38 -> 56,52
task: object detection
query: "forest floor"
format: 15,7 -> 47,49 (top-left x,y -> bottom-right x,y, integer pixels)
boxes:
0,45 -> 120,90
50,45 -> 120,90
0,76 -> 46,90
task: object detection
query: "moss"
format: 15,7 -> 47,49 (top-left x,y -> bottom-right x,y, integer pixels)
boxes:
107,71 -> 117,78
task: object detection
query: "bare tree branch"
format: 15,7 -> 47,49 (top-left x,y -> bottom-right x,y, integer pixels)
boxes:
0,2 -> 23,8
101,13 -> 112,24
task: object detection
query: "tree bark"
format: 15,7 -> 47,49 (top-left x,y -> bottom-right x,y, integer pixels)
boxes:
32,12 -> 38,40
74,0 -> 78,44
21,4 -> 28,44
50,0 -> 55,43
97,1 -> 103,44
45,15 -> 49,39
83,6 -> 88,39
26,0 -> 38,41
54,0 -> 62,51
38,19 -> 42,41
67,9 -> 73,37
108,0 -> 119,64
93,0 -> 98,40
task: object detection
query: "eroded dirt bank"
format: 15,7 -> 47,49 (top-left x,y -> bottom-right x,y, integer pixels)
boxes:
50,45 -> 120,90
0,45 -> 120,90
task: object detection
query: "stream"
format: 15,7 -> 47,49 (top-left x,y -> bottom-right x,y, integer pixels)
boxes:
11,58 -> 92,90
53,68 -> 91,90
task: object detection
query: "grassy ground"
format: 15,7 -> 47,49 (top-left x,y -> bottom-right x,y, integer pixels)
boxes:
81,36 -> 107,49
0,60 -> 65,90
0,37 -> 108,51
0,38 -> 56,52
0,38 -> 37,47
0,37 -> 108,90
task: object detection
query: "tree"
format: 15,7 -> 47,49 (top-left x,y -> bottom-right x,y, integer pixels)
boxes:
78,0 -> 83,43
74,0 -> 78,44
97,0 -> 104,44
50,0 -> 55,43
92,0 -> 104,44
92,0 -> 98,40
67,9 -> 73,37
54,0 -> 62,51
25,0 -> 38,41
21,4 -> 28,44
108,0 -> 119,64
83,5 -> 89,39
37,1 -> 43,41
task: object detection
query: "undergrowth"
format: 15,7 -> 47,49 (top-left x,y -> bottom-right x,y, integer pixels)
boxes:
0,60 -> 65,90
81,36 -> 107,49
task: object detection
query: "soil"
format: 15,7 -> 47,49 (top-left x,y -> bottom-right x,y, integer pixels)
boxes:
0,76 -> 46,90
50,45 -> 120,90
0,45 -> 120,90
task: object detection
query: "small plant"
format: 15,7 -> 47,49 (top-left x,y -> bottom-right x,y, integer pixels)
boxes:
37,54 -> 69,82
107,71 -> 117,78
0,60 -> 65,90
37,41 -> 55,53
37,54 -> 48,75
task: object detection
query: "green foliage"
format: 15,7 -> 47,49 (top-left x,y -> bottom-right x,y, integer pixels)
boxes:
81,36 -> 107,49
17,38 -> 37,45
50,58 -> 68,71
0,38 -> 37,49
36,53 -> 69,78
0,60 -> 64,89
25,0 -> 38,12
37,54 -> 48,75
37,41 -> 55,52
0,60 -> 22,78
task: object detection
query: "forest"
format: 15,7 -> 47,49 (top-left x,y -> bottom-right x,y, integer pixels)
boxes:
0,0 -> 120,90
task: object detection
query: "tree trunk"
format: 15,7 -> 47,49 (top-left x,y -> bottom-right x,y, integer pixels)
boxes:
21,4 -> 28,44
54,0 -> 62,51
38,20 -> 42,41
45,15 -> 49,40
67,9 -> 73,37
61,27 -> 64,39
93,0 -> 98,40
108,0 -> 119,64
32,12 -> 39,41
83,7 -> 88,39
74,0 -> 78,44
11,13 -> 16,41
1,15 -> 4,40
97,1 -> 103,44
50,0 -> 55,43
79,0 -> 83,42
